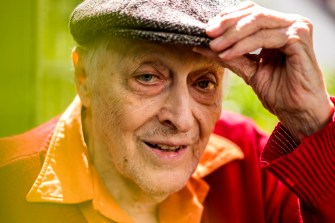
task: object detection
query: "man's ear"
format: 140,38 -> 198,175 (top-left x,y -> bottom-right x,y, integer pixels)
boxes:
72,47 -> 91,107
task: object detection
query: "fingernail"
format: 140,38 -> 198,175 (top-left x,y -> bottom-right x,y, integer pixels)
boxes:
219,50 -> 230,59
209,37 -> 222,49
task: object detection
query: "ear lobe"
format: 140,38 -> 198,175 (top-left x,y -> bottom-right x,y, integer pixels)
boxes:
72,47 -> 79,67
72,48 -> 91,107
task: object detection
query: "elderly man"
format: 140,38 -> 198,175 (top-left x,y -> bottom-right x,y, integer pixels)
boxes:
0,0 -> 334,222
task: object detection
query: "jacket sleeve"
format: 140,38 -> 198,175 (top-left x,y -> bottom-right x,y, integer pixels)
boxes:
261,97 -> 335,222
213,112 -> 300,223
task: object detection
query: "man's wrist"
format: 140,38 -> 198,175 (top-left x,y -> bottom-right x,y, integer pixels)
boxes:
280,97 -> 335,143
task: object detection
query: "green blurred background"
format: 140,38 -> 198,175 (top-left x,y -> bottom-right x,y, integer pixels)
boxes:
0,0 -> 81,137
0,0 -> 334,137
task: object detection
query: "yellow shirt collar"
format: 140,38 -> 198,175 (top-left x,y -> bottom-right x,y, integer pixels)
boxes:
26,96 -> 244,223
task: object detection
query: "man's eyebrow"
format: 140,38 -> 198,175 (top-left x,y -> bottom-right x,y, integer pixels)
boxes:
192,57 -> 223,73
198,60 -> 221,69
128,48 -> 169,71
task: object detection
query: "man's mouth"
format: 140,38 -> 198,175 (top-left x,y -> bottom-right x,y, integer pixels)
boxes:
145,142 -> 186,152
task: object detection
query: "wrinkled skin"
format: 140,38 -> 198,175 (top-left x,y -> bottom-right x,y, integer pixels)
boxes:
195,1 -> 334,142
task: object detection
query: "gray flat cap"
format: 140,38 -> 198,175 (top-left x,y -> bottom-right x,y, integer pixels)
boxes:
69,0 -> 240,47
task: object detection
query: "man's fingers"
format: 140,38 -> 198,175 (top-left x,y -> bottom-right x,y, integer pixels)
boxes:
208,16 -> 313,60
217,28 -> 289,60
207,1 -> 260,38
207,6 -> 254,37
222,55 -> 259,84
209,13 -> 294,52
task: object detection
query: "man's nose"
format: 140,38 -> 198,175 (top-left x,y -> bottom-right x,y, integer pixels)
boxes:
158,83 -> 194,132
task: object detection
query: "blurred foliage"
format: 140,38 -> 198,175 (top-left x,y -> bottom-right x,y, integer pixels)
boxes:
223,70 -> 335,133
0,1 -> 37,137
222,73 -> 278,133
0,0 -> 334,137
0,0 -> 80,137
325,72 -> 335,96
34,0 -> 81,124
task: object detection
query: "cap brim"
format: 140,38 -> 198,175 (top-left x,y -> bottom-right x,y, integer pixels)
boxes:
69,0 -> 240,46
99,28 -> 211,47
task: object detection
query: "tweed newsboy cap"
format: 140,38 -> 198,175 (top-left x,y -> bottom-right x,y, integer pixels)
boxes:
69,0 -> 240,47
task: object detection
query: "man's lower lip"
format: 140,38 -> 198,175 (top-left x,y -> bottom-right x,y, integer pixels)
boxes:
152,147 -> 187,158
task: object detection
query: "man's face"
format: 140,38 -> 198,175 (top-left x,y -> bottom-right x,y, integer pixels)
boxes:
83,38 -> 224,199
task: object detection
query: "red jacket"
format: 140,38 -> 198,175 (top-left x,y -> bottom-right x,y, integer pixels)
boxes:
0,110 -> 334,223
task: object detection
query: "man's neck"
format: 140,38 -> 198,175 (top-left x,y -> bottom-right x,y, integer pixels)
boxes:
96,157 -> 161,223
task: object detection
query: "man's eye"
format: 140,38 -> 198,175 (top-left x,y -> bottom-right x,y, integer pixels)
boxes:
137,74 -> 158,83
196,80 -> 216,90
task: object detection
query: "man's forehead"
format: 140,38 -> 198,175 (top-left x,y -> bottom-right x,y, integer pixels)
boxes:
108,37 -> 223,70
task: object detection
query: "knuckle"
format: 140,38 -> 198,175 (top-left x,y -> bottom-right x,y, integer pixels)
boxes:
298,16 -> 313,29
295,23 -> 312,38
292,15 -> 313,33
287,16 -> 314,42
302,17 -> 314,33
253,11 -> 266,20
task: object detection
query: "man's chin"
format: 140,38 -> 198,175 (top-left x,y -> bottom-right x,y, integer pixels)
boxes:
140,179 -> 188,202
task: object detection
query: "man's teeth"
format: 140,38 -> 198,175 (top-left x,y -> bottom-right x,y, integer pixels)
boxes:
148,143 -> 182,151
156,144 -> 180,151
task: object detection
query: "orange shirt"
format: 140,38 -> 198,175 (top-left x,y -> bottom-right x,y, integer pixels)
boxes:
26,96 -> 244,223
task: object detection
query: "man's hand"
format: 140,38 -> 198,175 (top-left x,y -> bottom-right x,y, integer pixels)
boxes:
195,1 -> 334,142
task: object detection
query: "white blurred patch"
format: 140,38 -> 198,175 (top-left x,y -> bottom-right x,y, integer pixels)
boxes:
249,48 -> 262,55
